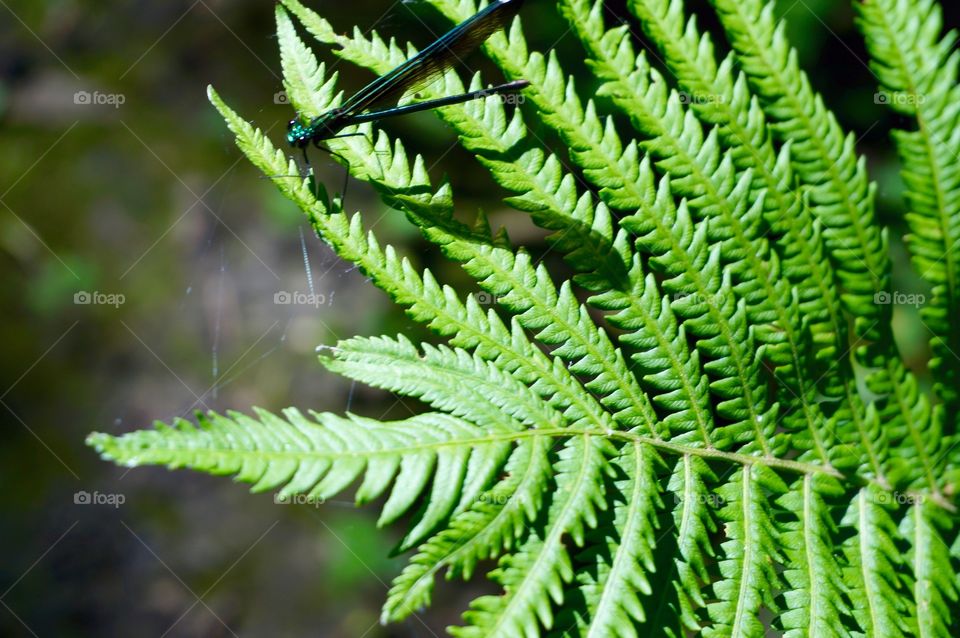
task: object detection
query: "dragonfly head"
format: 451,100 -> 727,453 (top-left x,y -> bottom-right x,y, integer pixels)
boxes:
286,117 -> 312,149
287,111 -> 343,149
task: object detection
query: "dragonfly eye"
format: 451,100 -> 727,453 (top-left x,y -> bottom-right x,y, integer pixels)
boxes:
286,118 -> 297,132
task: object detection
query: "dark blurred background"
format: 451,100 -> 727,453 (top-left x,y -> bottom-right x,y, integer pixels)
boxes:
1,1 -> 957,636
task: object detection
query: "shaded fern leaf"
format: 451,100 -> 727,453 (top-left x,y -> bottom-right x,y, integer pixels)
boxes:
640,454 -> 718,636
549,442 -> 663,637
900,499 -> 960,637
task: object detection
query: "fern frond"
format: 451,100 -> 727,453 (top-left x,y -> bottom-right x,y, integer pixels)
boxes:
618,0 -> 848,398
615,154 -> 837,464
88,409 -> 511,528
707,0 -> 888,322
551,442 -> 662,637
557,0 -> 834,462
556,2 -> 888,491
841,486 -> 911,637
592,262 -> 717,448
706,465 -> 785,637
287,4 -> 779,463
640,454 -> 718,636
280,0 -> 772,464
278,2 -> 669,445
452,435 -> 614,637
89,1 -> 960,635
425,0 -> 653,212
320,334 -> 569,434
276,4 -> 340,119
856,0 -> 960,420
384,435 -> 554,622
901,499 -> 960,637
426,225 -> 659,435
281,0 -> 631,289
778,474 -> 852,637
618,162 -> 786,458
707,0 -> 940,499
207,82 -> 620,453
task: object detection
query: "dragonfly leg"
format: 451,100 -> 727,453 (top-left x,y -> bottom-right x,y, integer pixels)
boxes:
315,143 -> 354,209
332,151 -> 352,209
302,147 -> 322,199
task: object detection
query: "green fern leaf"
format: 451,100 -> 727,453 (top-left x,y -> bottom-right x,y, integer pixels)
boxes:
551,442 -> 662,637
88,1 -> 960,635
706,465 -> 785,637
383,435 -> 554,622
841,486 -> 911,637
88,409 -> 509,525
856,0 -> 960,422
451,435 -> 614,637
778,474 -> 852,636
900,499 -> 960,637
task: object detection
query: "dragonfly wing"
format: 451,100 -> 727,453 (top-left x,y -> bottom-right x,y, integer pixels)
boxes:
338,0 -> 523,117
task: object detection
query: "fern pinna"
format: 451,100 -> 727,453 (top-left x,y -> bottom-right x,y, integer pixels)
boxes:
88,0 -> 960,635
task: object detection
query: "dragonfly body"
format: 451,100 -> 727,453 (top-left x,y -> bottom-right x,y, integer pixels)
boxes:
286,0 -> 527,150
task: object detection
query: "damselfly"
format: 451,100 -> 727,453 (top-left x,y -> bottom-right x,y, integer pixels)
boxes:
286,0 -> 528,174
